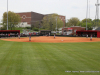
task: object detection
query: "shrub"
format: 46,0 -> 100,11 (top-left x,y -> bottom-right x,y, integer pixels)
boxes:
34,28 -> 39,31
25,27 -> 31,29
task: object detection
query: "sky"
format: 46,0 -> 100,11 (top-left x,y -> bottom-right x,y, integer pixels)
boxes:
0,0 -> 98,22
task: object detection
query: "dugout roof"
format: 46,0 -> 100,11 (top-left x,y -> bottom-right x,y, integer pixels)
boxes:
0,30 -> 20,34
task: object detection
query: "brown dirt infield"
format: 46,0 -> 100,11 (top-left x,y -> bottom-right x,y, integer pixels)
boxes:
1,36 -> 100,43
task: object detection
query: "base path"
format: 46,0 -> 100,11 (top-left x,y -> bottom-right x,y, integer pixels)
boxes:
1,36 -> 100,43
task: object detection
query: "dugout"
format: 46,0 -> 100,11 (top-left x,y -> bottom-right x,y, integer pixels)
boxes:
76,30 -> 100,38
40,30 -> 51,36
0,30 -> 20,38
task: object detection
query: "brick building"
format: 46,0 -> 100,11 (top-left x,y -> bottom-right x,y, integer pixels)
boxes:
16,11 -> 66,27
16,12 -> 44,27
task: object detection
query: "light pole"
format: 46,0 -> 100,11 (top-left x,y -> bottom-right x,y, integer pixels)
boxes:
63,20 -> 65,35
39,24 -> 40,34
95,0 -> 100,26
7,0 -> 8,30
86,0 -> 88,30
56,17 -> 58,33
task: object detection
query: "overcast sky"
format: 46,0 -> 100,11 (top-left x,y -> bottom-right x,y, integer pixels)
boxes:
0,0 -> 98,22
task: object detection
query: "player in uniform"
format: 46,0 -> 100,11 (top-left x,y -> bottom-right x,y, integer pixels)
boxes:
29,33 -> 31,41
90,34 -> 92,41
54,33 -> 55,39
86,34 -> 88,38
18,33 -> 20,39
49,33 -> 50,37
8,33 -> 10,38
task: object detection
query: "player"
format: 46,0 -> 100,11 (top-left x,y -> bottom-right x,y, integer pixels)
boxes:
90,34 -> 92,41
47,33 -> 48,37
8,33 -> 10,38
54,33 -> 55,39
49,33 -> 50,37
18,33 -> 20,39
86,34 -> 88,38
29,33 -> 31,41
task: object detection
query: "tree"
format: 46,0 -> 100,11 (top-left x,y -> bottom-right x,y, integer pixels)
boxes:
92,19 -> 100,27
81,18 -> 93,30
77,21 -> 83,26
67,17 -> 80,27
42,14 -> 63,31
2,11 -> 21,30
81,18 -> 92,23
81,23 -> 92,30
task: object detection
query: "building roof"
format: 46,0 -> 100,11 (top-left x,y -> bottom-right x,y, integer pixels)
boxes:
16,11 -> 44,15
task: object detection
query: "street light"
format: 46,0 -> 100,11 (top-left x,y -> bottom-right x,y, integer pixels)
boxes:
7,0 -> 8,30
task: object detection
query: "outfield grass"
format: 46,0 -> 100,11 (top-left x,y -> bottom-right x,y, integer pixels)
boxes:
0,40 -> 100,75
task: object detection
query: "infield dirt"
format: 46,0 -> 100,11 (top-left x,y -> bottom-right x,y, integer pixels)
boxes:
1,36 -> 100,43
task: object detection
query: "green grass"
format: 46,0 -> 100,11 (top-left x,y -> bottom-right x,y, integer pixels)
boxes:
0,40 -> 100,75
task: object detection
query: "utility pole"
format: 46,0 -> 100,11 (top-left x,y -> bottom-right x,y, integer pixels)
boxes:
7,0 -> 8,30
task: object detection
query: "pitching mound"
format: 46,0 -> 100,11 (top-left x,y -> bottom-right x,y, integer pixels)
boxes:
1,36 -> 100,43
